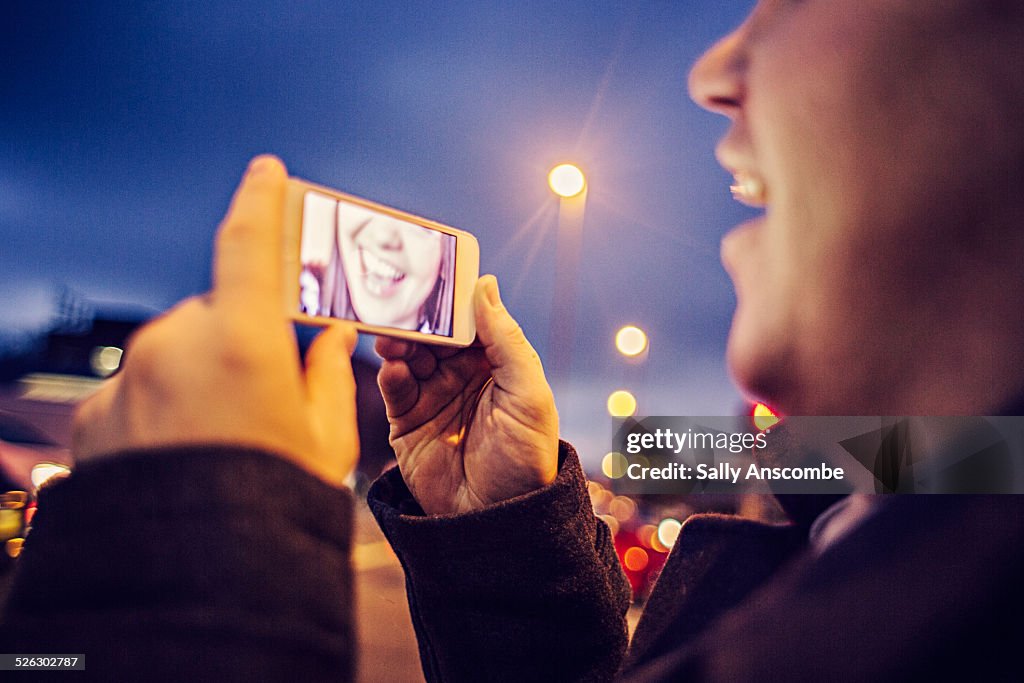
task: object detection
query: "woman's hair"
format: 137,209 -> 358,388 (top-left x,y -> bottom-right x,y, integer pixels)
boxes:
422,235 -> 456,336
325,224 -> 349,319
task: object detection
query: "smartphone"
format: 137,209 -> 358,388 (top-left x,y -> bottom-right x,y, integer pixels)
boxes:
283,177 -> 479,346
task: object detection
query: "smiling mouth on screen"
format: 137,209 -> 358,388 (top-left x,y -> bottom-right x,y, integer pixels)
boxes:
359,247 -> 406,297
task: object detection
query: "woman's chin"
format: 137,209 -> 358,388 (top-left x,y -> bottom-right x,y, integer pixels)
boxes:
725,323 -> 795,414
354,306 -> 417,330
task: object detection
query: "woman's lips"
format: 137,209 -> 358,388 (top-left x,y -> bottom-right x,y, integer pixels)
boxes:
359,247 -> 406,297
720,216 -> 766,281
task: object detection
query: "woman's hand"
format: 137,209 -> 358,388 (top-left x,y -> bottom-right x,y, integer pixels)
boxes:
72,156 -> 360,488
376,276 -> 559,515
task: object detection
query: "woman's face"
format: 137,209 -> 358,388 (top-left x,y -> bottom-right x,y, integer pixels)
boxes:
689,0 -> 1024,414
337,207 -> 443,330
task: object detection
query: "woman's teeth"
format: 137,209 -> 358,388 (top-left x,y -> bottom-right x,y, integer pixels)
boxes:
360,248 -> 405,295
730,172 -> 767,207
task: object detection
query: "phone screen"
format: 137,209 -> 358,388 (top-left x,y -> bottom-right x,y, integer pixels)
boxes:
298,190 -> 458,336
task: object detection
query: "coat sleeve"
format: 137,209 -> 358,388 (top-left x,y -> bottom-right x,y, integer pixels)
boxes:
367,441 -> 631,683
0,446 -> 356,681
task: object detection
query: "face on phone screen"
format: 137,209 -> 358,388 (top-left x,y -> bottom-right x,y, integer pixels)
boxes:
298,190 -> 457,336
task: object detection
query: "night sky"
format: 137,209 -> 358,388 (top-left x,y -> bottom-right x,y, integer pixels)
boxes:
2,1 -> 760,461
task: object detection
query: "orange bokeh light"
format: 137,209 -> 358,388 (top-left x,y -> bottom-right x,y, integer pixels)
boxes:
623,546 -> 650,572
752,402 -> 781,431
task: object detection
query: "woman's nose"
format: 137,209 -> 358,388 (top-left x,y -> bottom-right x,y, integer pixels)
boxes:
368,219 -> 403,249
688,28 -> 747,119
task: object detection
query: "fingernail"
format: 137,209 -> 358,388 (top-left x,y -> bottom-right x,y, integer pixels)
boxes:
248,155 -> 274,175
486,278 -> 501,308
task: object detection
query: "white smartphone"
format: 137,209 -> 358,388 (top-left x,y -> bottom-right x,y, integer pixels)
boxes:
284,177 -> 479,346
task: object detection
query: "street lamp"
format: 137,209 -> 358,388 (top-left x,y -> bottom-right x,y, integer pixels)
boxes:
548,163 -> 586,198
547,162 -> 588,380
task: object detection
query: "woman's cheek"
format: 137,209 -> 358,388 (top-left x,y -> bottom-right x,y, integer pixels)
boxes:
412,243 -> 443,284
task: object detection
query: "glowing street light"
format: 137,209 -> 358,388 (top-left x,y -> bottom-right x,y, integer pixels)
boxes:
615,325 -> 648,357
547,162 -> 588,380
548,163 -> 586,198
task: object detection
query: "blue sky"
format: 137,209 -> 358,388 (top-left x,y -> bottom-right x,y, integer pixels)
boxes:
2,1 -> 759,458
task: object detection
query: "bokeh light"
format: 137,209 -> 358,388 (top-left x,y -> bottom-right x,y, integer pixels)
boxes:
650,533 -> 669,554
607,390 -> 637,417
90,345 -> 123,378
615,325 -> 648,357
598,513 -> 620,537
623,546 -> 650,572
0,510 -> 21,541
657,517 -> 683,549
589,484 -> 613,514
601,451 -> 628,479
752,402 -> 781,431
5,538 -> 24,559
31,462 -> 72,490
609,495 -> 637,522
548,163 -> 586,198
638,524 -> 658,548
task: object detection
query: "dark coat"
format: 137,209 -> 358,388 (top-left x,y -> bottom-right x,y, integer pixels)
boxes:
0,447 -> 357,681
369,443 -> 1024,682
1,443 -> 1020,681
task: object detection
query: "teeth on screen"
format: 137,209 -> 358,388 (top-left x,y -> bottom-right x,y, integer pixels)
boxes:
362,249 -> 404,281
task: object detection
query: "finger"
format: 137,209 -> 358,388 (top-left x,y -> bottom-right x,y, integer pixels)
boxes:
375,335 -> 463,362
213,155 -> 288,312
473,275 -> 548,393
304,323 -> 359,482
404,344 -> 439,381
377,359 -> 421,419
431,344 -> 464,360
375,336 -> 414,360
